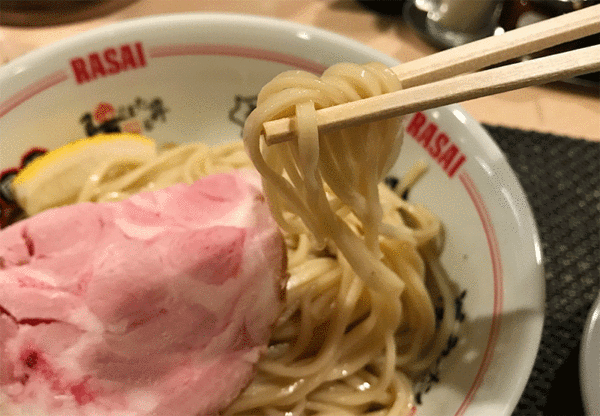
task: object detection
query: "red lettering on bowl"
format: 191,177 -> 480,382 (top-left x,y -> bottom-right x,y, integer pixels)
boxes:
406,112 -> 467,178
70,42 -> 147,85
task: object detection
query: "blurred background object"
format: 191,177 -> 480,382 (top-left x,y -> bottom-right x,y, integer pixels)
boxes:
356,0 -> 406,16
403,0 -> 503,48
400,0 -> 599,89
0,0 -> 139,26
497,0 -> 600,89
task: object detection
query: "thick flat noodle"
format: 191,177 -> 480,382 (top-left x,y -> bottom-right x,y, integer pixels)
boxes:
235,62 -> 454,415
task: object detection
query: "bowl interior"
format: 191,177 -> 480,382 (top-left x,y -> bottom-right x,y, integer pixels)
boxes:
0,13 -> 545,416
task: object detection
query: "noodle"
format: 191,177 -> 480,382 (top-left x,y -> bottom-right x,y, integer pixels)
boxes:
23,63 -> 458,416
236,62 -> 456,415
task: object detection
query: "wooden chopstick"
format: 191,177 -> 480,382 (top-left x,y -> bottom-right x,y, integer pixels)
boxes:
393,3 -> 600,88
263,44 -> 600,145
262,4 -> 600,145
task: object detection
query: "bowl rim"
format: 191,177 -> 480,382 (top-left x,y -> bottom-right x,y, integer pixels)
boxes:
1,12 -> 400,79
581,293 -> 600,415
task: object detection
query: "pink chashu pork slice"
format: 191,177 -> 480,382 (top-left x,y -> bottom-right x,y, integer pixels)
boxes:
0,171 -> 286,416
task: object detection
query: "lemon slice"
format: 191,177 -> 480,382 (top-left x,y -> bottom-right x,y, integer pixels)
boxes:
12,133 -> 157,216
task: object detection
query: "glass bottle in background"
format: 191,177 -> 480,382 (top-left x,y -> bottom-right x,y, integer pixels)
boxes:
402,0 -> 598,90
403,0 -> 504,48
496,0 -> 600,89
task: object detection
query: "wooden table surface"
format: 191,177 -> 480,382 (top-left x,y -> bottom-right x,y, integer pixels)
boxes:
1,0 -> 599,141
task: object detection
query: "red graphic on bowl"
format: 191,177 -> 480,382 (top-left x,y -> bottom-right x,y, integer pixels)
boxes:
80,97 -> 169,137
0,148 -> 47,229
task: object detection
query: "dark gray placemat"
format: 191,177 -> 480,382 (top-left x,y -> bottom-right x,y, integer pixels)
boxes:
483,125 -> 600,416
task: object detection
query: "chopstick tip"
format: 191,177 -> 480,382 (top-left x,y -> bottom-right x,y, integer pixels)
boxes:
263,117 -> 297,145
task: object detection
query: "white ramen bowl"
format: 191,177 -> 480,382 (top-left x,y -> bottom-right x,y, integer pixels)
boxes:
0,13 -> 545,416
581,293 -> 600,416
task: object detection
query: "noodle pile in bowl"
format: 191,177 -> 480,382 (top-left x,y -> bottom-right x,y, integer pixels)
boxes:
26,62 -> 459,416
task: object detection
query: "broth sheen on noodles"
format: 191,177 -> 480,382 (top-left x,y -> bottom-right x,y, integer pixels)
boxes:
66,63 -> 457,416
